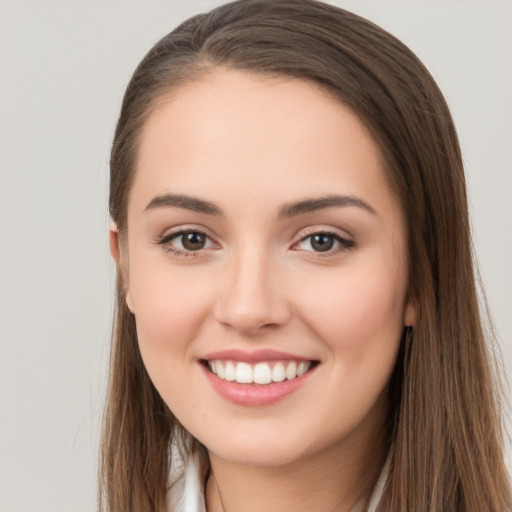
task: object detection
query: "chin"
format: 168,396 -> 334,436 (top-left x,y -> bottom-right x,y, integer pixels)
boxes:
198,420 -> 341,470
209,443 -> 307,468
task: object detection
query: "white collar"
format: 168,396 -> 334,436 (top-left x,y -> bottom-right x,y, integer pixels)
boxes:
168,451 -> 388,512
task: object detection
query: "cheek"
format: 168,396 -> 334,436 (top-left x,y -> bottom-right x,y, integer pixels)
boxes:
288,265 -> 406,433
126,262 -> 217,417
127,257 -> 214,360
294,264 -> 406,360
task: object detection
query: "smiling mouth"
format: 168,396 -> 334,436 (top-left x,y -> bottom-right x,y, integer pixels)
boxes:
201,359 -> 320,385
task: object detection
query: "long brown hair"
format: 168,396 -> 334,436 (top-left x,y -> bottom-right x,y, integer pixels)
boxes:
100,1 -> 511,510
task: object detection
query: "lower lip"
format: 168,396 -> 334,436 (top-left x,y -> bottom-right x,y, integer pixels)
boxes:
201,363 -> 317,406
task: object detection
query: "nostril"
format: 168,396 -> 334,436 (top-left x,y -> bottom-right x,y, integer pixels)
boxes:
214,299 -> 292,336
213,264 -> 292,335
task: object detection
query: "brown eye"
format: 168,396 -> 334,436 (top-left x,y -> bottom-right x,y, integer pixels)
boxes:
310,234 -> 335,252
158,229 -> 216,255
181,231 -> 207,251
295,231 -> 355,254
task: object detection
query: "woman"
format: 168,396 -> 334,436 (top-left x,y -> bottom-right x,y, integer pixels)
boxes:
99,1 -> 511,510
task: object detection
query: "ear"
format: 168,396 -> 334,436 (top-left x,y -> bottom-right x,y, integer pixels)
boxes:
109,222 -> 121,264
109,223 -> 135,313
404,296 -> 418,328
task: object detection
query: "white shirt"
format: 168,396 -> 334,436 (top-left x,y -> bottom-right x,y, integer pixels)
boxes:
168,451 -> 388,512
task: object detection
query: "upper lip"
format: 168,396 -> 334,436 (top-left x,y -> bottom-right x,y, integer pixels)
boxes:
201,349 -> 315,363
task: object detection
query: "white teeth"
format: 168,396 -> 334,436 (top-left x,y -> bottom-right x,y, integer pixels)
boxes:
297,362 -> 310,377
285,361 -> 297,380
235,362 -> 253,383
253,363 -> 272,384
224,361 -> 236,381
208,360 -> 314,384
272,362 -> 285,382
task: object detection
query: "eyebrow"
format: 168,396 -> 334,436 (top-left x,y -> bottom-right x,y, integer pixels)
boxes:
145,194 -> 223,216
144,193 -> 376,217
278,194 -> 377,217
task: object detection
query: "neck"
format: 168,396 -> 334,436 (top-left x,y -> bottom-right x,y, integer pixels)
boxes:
205,419 -> 386,512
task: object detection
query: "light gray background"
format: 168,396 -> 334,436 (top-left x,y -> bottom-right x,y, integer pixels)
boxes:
0,1 -> 511,510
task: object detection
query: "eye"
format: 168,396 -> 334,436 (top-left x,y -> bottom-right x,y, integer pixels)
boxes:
158,230 -> 216,255
295,232 -> 354,254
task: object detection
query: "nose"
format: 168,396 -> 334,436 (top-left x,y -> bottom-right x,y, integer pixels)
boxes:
213,247 -> 292,336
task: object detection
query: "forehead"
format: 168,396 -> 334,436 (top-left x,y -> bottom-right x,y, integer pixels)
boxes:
130,68 -> 399,222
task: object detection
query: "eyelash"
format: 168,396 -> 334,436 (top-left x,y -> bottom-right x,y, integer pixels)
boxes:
156,229 -> 217,258
292,230 -> 355,256
156,229 -> 355,258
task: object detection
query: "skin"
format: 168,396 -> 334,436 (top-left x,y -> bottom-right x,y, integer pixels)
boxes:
111,69 -> 416,512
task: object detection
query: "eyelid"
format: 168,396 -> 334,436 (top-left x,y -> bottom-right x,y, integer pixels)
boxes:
155,225 -> 220,256
156,224 -> 217,243
293,225 -> 353,243
291,226 -> 355,254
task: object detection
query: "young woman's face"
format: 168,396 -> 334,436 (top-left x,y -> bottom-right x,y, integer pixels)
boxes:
117,69 -> 416,468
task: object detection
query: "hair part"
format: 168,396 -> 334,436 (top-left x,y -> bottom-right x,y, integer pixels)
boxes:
101,1 -> 511,511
